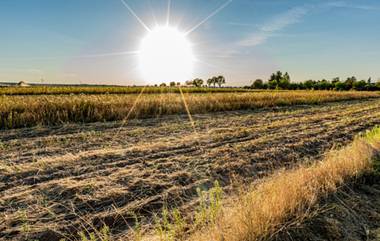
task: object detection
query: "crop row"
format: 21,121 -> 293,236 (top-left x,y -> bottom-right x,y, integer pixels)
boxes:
0,86 -> 250,95
0,91 -> 379,129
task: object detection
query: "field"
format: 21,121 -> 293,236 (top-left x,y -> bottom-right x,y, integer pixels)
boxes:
1,90 -> 378,129
0,86 -> 250,95
1,88 -> 380,240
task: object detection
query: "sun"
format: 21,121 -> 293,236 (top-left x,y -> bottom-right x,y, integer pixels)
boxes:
138,26 -> 195,84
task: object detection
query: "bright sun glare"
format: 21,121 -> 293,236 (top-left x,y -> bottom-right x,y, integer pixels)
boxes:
138,26 -> 195,84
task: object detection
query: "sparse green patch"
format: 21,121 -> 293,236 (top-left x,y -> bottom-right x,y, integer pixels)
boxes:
154,207 -> 186,241
152,180 -> 223,241
194,180 -> 223,227
79,225 -> 110,241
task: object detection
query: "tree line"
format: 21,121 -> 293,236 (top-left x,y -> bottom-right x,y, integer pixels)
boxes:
186,76 -> 226,87
157,76 -> 227,88
250,71 -> 380,91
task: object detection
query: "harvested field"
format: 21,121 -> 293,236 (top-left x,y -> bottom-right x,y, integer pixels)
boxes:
1,98 -> 380,240
0,86 -> 250,96
275,173 -> 380,241
0,91 -> 378,129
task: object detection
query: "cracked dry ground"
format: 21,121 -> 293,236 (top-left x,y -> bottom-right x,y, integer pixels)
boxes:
1,99 -> 380,240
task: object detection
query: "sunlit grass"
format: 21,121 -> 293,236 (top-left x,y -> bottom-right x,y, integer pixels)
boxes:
187,126 -> 380,241
0,86 -> 249,95
1,91 -> 378,129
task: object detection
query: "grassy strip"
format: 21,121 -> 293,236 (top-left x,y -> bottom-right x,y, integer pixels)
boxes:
0,86 -> 250,95
1,91 -> 379,129
185,127 -> 380,241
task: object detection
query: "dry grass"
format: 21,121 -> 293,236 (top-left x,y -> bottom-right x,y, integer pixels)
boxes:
188,127 -> 380,241
0,86 -> 249,95
2,100 -> 380,240
1,91 -> 378,129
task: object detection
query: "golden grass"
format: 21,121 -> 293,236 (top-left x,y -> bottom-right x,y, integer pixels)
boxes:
188,127 -> 380,241
1,91 -> 378,129
0,86 -> 249,95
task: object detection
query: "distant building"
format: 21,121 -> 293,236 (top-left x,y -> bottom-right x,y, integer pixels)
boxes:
17,81 -> 30,87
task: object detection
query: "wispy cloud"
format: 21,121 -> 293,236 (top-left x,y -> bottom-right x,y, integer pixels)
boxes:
227,22 -> 260,28
238,6 -> 309,47
326,1 -> 380,10
236,1 -> 379,47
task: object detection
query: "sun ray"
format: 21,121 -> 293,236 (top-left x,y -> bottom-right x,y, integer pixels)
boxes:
120,0 -> 151,32
1,50 -> 139,62
111,86 -> 147,144
184,0 -> 233,35
72,50 -> 140,59
148,1 -> 159,28
178,86 -> 197,135
166,0 -> 172,26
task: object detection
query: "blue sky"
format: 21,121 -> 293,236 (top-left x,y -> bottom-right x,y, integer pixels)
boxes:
0,0 -> 379,86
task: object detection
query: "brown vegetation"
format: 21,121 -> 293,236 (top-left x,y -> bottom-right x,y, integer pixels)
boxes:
0,86 -> 248,96
1,99 -> 380,240
189,127 -> 380,241
275,171 -> 380,241
1,91 -> 379,129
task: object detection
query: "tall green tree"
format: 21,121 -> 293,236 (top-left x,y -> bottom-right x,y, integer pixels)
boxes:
353,80 -> 367,91
344,76 -> 357,90
268,71 -> 291,89
279,72 -> 290,89
252,79 -> 264,89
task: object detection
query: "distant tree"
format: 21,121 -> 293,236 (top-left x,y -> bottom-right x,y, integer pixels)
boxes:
334,81 -> 346,91
268,71 -> 281,89
216,75 -> 226,87
283,72 -> 290,83
353,80 -> 367,91
176,82 -> 181,86
267,71 -> 291,89
315,79 -> 333,90
268,72 -> 279,89
160,83 -> 167,87
207,78 -> 214,87
304,80 -> 315,90
278,72 -> 290,89
288,82 -> 299,90
376,80 -> 380,90
170,81 -> 176,87
344,76 -> 357,90
213,77 -> 218,87
332,77 -> 340,84
297,82 -> 305,90
252,79 -> 264,89
250,73 -> 378,92
192,78 -> 204,87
